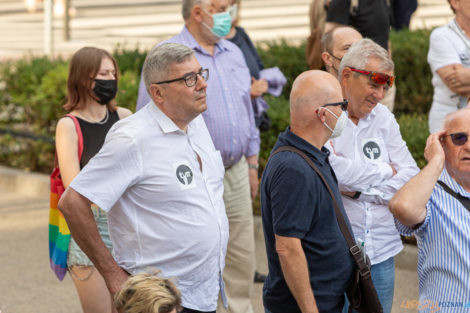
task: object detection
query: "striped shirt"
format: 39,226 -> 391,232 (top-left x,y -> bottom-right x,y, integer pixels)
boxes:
136,26 -> 260,168
396,168 -> 470,312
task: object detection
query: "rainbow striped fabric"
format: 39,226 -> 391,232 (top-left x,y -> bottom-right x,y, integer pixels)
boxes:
48,114 -> 82,281
48,171 -> 69,281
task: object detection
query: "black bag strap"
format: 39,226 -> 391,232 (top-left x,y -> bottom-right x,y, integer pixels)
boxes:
270,146 -> 370,276
437,180 -> 470,212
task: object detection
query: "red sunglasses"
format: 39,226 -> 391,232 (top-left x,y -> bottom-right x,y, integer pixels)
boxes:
349,67 -> 395,87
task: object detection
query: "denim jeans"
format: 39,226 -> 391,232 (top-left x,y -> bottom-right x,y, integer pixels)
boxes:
343,256 -> 395,313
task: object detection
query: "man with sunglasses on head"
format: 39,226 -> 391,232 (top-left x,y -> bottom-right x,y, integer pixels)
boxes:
135,1 -> 260,313
326,38 -> 419,313
59,43 -> 228,313
390,108 -> 470,306
261,70 -> 355,313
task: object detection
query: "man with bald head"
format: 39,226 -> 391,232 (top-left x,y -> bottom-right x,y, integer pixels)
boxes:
390,109 -> 470,305
260,70 -> 355,313
321,26 -> 362,77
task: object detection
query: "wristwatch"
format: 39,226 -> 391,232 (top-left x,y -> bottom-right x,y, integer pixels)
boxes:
248,163 -> 259,170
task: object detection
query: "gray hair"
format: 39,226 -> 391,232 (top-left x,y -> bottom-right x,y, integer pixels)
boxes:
143,43 -> 195,92
338,38 -> 394,79
182,0 -> 209,20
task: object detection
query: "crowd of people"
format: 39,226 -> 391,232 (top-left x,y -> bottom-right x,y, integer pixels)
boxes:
52,0 -> 469,313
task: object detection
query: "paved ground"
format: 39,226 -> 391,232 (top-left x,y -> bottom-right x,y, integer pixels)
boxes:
0,166 -> 419,313
0,0 -> 454,60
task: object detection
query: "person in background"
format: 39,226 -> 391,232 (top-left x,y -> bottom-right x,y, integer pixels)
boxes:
321,26 -> 362,78
261,70 -> 355,313
324,0 -> 396,112
391,0 -> 417,30
427,0 -> 470,133
114,270 -> 182,313
390,108 -> 470,307
135,1 -> 260,312
327,39 -> 419,313
225,0 -> 286,133
55,46 -> 132,313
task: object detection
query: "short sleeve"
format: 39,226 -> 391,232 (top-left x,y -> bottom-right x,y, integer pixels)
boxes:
428,28 -> 462,73
70,130 -> 142,212
326,0 -> 350,25
394,203 -> 432,237
269,156 -> 317,239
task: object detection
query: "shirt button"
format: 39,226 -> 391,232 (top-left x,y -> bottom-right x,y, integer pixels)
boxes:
230,156 -> 234,161
232,122 -> 236,126
224,88 -> 228,91
233,139 -> 237,144
366,230 -> 370,234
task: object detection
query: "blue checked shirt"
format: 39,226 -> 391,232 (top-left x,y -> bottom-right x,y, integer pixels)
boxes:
396,168 -> 470,312
136,26 -> 260,168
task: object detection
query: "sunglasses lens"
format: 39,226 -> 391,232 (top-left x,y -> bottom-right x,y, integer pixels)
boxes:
451,133 -> 468,146
371,73 -> 392,86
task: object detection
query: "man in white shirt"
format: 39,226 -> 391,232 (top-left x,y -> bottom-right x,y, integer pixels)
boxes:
327,38 -> 419,313
58,43 -> 228,313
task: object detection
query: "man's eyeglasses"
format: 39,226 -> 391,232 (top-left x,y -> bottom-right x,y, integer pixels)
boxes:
153,68 -> 209,87
443,132 -> 468,146
322,100 -> 348,111
349,67 -> 395,87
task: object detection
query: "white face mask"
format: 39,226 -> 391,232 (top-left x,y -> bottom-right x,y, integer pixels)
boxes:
321,107 -> 348,139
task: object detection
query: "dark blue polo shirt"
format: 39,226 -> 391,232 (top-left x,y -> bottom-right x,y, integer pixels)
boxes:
261,127 -> 355,313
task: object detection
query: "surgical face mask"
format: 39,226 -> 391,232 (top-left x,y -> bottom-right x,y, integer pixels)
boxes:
321,107 -> 348,139
229,4 -> 238,22
202,9 -> 232,38
93,79 -> 117,105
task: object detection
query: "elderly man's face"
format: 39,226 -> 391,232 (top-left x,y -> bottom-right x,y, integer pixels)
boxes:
443,112 -> 470,176
162,55 -> 208,120
341,57 -> 392,124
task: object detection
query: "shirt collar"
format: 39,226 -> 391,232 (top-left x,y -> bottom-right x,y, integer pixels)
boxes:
440,167 -> 470,197
278,126 -> 330,165
350,103 -> 379,125
147,100 -> 200,135
181,26 -> 232,56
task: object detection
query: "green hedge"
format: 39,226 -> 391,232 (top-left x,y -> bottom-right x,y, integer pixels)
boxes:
0,29 -> 431,173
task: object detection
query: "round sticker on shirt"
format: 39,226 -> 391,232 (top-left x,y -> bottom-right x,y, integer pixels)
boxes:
363,141 -> 381,160
173,161 -> 197,190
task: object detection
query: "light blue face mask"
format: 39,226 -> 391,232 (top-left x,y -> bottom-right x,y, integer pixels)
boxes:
202,9 -> 232,38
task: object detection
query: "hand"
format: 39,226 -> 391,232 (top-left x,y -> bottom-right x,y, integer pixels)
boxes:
444,65 -> 470,89
341,191 -> 356,198
250,78 -> 268,98
424,131 -> 446,165
249,167 -> 259,199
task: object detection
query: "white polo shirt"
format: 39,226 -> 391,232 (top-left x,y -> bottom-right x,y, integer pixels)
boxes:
70,102 -> 228,312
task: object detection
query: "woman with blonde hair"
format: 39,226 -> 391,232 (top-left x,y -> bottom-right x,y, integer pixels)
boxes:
115,270 -> 182,313
55,46 -> 132,313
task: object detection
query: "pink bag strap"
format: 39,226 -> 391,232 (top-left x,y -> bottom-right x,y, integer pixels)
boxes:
53,114 -> 84,168
65,114 -> 84,160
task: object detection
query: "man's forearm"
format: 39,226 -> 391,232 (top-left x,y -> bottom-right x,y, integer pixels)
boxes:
389,158 -> 442,226
276,237 -> 318,313
58,188 -> 127,294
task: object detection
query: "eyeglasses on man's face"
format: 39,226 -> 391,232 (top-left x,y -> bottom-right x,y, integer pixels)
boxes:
442,132 -> 469,146
153,68 -> 209,87
322,99 -> 348,111
349,67 -> 395,87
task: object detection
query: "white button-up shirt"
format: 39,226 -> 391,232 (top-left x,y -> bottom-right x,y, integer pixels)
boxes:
326,103 -> 419,264
70,102 -> 228,311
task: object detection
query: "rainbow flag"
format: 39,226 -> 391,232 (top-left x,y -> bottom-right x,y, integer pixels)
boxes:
48,168 -> 70,281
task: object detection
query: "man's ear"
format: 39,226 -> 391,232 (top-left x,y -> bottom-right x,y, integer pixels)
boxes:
316,107 -> 327,123
149,84 -> 165,105
193,5 -> 204,23
341,67 -> 351,88
321,52 -> 332,68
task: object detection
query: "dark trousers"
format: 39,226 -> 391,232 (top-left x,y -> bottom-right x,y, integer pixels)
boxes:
181,308 -> 216,313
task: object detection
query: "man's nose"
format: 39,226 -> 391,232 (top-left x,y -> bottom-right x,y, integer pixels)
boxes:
196,74 -> 208,90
